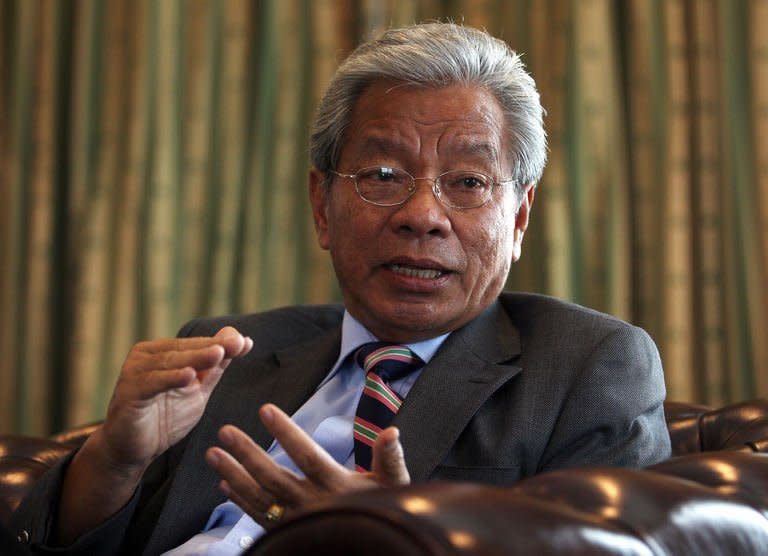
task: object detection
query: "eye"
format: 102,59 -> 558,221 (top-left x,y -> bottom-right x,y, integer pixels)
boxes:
377,167 -> 399,181
361,167 -> 398,182
460,175 -> 485,189
444,171 -> 490,190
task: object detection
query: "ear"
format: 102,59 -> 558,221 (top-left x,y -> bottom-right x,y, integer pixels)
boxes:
511,183 -> 536,262
309,168 -> 331,250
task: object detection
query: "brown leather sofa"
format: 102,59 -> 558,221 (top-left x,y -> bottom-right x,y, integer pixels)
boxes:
1,400 -> 767,555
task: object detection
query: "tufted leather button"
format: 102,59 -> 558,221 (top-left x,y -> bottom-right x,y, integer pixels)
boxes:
16,529 -> 30,544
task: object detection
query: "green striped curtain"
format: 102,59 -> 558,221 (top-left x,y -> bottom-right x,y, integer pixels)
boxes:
2,0 -> 767,435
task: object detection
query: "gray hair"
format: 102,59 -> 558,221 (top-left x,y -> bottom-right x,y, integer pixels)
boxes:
309,22 -> 547,194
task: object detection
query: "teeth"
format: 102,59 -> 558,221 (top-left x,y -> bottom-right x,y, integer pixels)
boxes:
390,264 -> 444,279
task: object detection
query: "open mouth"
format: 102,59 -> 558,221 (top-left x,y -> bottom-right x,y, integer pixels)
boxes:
388,264 -> 446,279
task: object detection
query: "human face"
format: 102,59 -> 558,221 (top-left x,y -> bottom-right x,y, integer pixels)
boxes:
310,82 -> 535,342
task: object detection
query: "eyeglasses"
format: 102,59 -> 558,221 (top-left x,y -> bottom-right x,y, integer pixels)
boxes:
330,166 -> 516,209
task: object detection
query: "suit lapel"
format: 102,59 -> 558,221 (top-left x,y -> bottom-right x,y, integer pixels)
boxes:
394,301 -> 522,482
143,327 -> 341,555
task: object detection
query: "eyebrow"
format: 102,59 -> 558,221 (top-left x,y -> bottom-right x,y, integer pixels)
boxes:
356,136 -> 405,159
456,140 -> 501,164
355,135 -> 501,165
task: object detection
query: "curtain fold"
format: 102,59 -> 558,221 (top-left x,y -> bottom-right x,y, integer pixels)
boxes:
2,0 -> 766,434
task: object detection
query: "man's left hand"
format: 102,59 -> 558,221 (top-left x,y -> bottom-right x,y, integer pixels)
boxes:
204,403 -> 410,528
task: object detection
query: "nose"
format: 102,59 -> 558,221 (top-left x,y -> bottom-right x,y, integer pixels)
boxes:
389,178 -> 452,238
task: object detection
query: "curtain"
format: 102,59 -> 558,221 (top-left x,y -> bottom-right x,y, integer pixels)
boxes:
1,0 -> 766,435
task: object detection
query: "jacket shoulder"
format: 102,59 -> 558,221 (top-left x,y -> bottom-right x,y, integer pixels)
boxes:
498,292 -> 642,336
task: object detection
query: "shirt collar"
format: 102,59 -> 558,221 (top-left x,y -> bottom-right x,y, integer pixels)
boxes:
318,310 -> 450,387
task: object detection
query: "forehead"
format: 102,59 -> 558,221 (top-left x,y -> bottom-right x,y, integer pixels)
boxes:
342,81 -> 508,168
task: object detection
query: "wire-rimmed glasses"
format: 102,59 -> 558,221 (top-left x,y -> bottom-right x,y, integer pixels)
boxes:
330,166 -> 515,209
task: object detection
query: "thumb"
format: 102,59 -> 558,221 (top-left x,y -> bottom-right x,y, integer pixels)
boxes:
371,427 -> 410,486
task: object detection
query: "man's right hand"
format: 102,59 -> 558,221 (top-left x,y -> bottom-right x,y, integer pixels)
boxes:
56,326 -> 252,545
98,326 -> 252,472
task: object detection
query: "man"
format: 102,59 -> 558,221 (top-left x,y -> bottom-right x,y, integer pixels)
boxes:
11,22 -> 671,555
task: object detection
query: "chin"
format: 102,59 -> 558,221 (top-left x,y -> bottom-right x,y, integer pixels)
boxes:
377,304 -> 458,338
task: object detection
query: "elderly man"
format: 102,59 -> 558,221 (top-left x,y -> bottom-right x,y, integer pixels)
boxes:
11,22 -> 670,555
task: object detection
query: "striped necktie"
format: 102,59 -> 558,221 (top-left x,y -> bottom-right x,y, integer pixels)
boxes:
353,342 -> 423,472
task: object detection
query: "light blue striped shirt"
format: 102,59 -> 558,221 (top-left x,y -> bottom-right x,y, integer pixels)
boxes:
163,311 -> 449,555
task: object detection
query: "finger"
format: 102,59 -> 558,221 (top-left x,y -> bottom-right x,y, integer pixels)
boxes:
205,448 -> 288,530
136,336 -> 230,354
212,336 -> 253,376
190,334 -> 252,387
258,404 -> 344,487
219,478 -> 285,530
196,364 -> 226,391
205,447 -> 274,514
371,427 -> 410,486
212,326 -> 249,358
131,344 -> 226,374
220,480 -> 265,526
236,336 -> 254,358
136,326 -> 246,359
215,425 -> 306,504
131,368 -> 198,400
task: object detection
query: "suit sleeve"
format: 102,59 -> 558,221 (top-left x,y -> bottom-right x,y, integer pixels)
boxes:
7,319 -> 205,555
538,324 -> 671,471
8,451 -> 142,555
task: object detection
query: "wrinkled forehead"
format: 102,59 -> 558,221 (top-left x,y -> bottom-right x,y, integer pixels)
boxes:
341,81 -> 510,172
351,133 -> 504,167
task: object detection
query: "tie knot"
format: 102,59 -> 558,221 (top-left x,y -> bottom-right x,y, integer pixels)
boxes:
355,342 -> 422,382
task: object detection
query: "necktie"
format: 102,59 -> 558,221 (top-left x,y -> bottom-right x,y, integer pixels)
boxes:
353,342 -> 423,472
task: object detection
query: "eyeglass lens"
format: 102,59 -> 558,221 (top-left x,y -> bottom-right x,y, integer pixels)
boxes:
355,166 -> 493,208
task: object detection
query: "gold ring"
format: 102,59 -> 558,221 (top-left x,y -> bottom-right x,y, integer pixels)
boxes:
264,502 -> 285,522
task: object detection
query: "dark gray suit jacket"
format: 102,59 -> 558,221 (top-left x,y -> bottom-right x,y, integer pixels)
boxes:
11,293 -> 671,555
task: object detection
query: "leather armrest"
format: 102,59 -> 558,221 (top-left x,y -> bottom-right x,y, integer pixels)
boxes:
0,437 -> 75,524
250,452 -> 768,556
